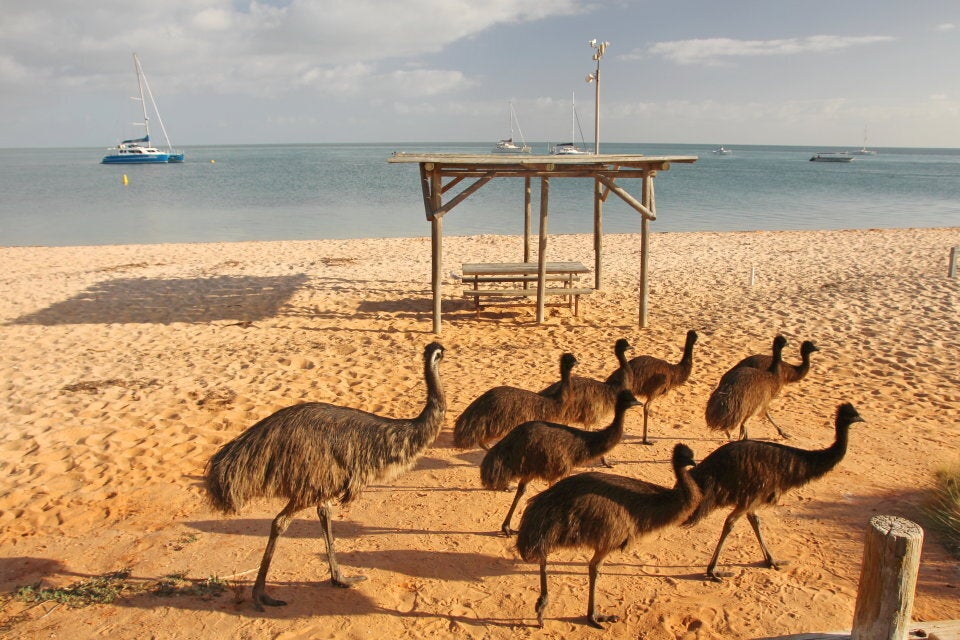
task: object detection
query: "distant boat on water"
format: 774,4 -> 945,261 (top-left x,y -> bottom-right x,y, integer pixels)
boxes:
550,92 -> 591,155
492,101 -> 531,153
102,53 -> 184,164
851,126 -> 878,155
713,146 -> 732,155
810,152 -> 854,163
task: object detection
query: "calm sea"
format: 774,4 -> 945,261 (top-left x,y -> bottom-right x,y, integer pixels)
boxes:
1,142 -> 958,247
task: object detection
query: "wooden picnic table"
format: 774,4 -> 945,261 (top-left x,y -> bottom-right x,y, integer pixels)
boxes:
462,261 -> 592,316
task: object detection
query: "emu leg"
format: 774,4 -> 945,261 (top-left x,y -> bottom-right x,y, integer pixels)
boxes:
252,499 -> 298,610
738,419 -> 749,441
640,404 -> 654,445
587,551 -> 619,628
764,411 -> 791,439
747,512 -> 782,570
534,559 -> 549,628
317,502 -> 365,587
500,482 -> 527,536
706,510 -> 743,582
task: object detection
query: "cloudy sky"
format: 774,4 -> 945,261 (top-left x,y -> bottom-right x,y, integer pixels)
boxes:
2,0 -> 958,149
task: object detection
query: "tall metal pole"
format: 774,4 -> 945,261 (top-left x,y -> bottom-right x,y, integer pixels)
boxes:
587,40 -> 608,154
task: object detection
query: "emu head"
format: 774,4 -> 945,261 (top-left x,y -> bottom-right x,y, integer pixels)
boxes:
800,340 -> 819,356
614,389 -> 642,412
836,403 -> 864,428
425,342 -> 445,368
672,443 -> 696,469
614,338 -> 632,358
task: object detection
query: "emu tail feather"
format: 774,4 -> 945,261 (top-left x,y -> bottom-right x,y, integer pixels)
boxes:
479,453 -> 510,491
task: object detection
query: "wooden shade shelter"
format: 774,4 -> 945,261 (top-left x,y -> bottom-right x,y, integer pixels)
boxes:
387,153 -> 698,334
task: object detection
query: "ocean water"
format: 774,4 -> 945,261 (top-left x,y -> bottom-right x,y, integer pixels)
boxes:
1,142 -> 958,247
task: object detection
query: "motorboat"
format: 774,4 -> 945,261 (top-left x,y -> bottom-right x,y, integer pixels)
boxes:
810,152 -> 854,163
102,53 -> 184,164
713,146 -> 732,155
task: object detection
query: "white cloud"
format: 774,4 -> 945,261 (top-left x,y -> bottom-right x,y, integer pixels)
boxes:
0,0 -> 583,94
627,35 -> 896,66
934,23 -> 956,32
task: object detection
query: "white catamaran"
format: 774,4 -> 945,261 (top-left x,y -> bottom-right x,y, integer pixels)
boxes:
102,53 -> 184,164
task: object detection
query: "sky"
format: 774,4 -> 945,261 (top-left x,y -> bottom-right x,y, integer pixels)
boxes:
2,0 -> 959,149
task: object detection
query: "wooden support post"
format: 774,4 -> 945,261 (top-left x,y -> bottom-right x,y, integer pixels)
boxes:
949,246 -> 959,278
639,173 -> 653,328
428,165 -> 443,335
851,515 -> 923,640
524,177 -> 532,263
536,177 -> 550,324
431,215 -> 442,335
594,179 -> 602,289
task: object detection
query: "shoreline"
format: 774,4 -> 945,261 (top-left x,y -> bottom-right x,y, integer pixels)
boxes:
1,227 -> 958,638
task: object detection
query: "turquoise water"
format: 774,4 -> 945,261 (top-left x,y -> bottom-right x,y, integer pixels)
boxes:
1,142 -> 958,247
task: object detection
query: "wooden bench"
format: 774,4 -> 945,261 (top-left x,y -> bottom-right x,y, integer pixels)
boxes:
461,261 -> 592,316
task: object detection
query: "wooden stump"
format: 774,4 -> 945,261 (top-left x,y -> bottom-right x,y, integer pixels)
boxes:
851,515 -> 924,640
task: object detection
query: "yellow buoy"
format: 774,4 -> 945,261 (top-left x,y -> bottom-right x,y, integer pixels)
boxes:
210,159 -> 216,164
122,174 -> 129,186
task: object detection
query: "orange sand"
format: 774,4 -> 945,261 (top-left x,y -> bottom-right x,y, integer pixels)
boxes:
0,228 -> 958,639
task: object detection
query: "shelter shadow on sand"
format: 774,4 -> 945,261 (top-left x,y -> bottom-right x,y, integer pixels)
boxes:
8,275 -> 309,325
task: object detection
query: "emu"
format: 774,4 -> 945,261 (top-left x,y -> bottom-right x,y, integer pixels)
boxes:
205,342 -> 446,610
605,329 -> 698,444
539,338 -> 634,427
453,353 -> 576,451
480,390 -> 642,536
516,443 -> 701,629
725,340 -> 819,384
687,402 -> 863,582
705,334 -> 788,440
539,338 -> 634,467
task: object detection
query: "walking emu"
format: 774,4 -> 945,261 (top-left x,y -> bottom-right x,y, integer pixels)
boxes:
687,402 -> 863,582
205,342 -> 446,610
480,389 -> 642,536
453,353 -> 576,450
605,329 -> 698,444
705,334 -> 788,440
725,339 -> 819,384
539,338 -> 634,427
516,443 -> 701,629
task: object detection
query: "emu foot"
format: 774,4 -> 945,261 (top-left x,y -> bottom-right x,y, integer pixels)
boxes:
588,613 -> 620,628
252,590 -> 287,610
766,559 -> 788,571
705,569 -> 732,583
600,456 -> 614,469
501,525 -> 517,537
535,594 -> 548,628
332,574 -> 366,588
639,439 -> 654,446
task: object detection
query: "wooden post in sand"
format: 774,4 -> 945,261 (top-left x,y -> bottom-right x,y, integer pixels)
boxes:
851,515 -> 923,640
949,246 -> 959,278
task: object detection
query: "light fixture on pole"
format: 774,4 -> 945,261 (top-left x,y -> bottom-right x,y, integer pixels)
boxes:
586,39 -> 608,154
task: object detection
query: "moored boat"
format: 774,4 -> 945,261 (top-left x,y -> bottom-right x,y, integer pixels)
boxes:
810,152 -> 854,163
102,53 -> 184,165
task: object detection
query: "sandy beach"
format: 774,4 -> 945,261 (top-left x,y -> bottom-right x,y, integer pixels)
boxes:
1,227 -> 958,639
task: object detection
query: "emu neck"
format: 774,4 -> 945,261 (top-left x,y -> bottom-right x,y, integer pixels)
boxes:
416,361 -> 446,434
588,408 -> 627,457
615,350 -> 633,390
676,338 -> 696,383
801,423 -> 850,479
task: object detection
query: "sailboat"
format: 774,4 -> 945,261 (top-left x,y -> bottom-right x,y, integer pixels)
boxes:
851,126 -> 877,156
102,53 -> 184,164
492,101 -> 531,153
550,92 -> 591,155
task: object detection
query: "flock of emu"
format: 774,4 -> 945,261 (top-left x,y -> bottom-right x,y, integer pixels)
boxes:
205,333 -> 863,628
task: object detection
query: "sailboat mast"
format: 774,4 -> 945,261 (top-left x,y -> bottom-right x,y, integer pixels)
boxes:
133,53 -> 150,141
